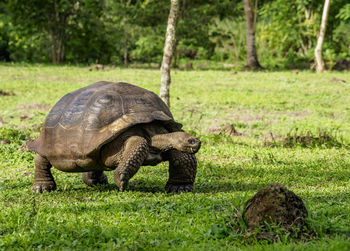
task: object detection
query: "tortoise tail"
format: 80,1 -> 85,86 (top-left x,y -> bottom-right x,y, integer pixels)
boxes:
25,139 -> 39,153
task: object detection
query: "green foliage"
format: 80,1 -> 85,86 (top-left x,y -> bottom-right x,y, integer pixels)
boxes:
131,32 -> 163,63
257,0 -> 318,67
336,4 -> 350,21
333,23 -> 350,58
0,0 -> 350,66
209,18 -> 246,62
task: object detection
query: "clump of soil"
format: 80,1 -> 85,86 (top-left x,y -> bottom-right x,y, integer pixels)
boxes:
20,115 -> 32,121
208,123 -> 241,136
243,183 -> 308,232
0,139 -> 11,144
0,90 -> 15,96
330,77 -> 346,83
88,64 -> 115,71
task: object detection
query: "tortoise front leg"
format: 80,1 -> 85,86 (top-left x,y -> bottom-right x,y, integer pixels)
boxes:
165,150 -> 197,193
113,136 -> 149,191
82,171 -> 108,186
32,154 -> 56,193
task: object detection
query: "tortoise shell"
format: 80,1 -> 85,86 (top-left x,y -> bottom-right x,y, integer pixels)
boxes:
27,81 -> 182,159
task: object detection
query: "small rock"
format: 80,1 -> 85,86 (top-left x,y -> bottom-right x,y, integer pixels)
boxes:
23,172 -> 33,176
95,64 -> 104,70
76,197 -> 91,202
89,64 -> 106,71
0,139 -> 11,144
330,77 -> 346,83
185,62 -> 193,69
20,115 -> 32,121
223,63 -> 236,68
0,90 -> 15,96
222,123 -> 241,136
208,123 -> 241,136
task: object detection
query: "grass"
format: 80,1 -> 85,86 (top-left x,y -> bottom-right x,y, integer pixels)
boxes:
1,63 -> 350,250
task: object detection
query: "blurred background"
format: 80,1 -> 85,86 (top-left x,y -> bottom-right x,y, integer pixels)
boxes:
0,0 -> 349,70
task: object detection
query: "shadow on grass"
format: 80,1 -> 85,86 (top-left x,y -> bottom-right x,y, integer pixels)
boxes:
4,152 -> 350,196
194,181 -> 263,193
76,180 -> 264,194
51,181 -> 261,194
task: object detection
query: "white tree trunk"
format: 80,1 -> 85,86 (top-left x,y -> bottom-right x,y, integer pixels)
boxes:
315,0 -> 331,73
160,0 -> 179,107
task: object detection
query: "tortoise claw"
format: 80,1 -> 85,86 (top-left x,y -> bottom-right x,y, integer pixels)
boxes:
116,173 -> 129,192
165,183 -> 193,193
32,182 -> 56,193
119,180 -> 129,192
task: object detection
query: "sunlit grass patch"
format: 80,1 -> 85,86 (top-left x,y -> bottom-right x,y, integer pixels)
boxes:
1,64 -> 350,249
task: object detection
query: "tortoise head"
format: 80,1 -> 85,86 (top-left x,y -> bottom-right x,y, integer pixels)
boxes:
171,131 -> 201,154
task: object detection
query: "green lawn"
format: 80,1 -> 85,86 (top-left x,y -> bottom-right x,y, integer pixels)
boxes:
0,64 -> 350,250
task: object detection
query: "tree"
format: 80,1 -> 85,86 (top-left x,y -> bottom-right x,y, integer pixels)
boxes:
315,0 -> 331,73
160,0 -> 179,107
8,0 -> 79,63
8,0 -> 103,64
243,0 -> 262,68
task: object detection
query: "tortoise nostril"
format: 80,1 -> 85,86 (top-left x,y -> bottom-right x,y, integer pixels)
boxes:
188,138 -> 196,145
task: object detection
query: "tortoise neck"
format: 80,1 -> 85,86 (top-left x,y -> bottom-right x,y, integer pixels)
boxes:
150,133 -> 175,152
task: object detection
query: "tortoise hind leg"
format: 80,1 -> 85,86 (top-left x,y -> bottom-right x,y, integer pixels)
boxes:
165,150 -> 197,193
113,136 -> 149,191
32,154 -> 56,193
82,171 -> 108,186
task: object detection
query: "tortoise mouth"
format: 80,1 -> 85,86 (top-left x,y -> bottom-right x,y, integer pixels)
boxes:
186,139 -> 201,154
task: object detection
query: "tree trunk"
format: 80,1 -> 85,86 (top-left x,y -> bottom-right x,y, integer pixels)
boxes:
123,18 -> 129,67
315,0 -> 331,73
172,0 -> 185,68
243,0 -> 262,69
172,41 -> 178,68
123,29 -> 128,67
160,0 -> 179,107
49,27 -> 65,64
47,0 -> 69,64
50,32 -> 57,64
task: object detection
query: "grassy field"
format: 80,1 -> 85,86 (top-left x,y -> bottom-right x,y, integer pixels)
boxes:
0,64 -> 350,250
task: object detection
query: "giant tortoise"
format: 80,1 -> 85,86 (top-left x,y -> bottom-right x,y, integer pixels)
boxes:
27,81 -> 201,193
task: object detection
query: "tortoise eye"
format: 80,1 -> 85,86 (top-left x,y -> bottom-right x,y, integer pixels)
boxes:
188,138 -> 196,145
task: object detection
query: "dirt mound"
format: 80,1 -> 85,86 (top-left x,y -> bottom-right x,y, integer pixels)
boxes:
0,90 -> 15,96
208,123 -> 241,136
243,183 -> 308,231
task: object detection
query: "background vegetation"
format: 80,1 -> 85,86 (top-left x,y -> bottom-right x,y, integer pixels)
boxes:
1,0 -> 350,249
1,65 -> 350,249
0,0 -> 350,69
